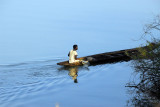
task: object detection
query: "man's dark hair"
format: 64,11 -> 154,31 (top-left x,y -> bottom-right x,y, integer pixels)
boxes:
73,44 -> 78,49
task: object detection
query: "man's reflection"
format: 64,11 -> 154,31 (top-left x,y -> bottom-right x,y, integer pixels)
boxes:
58,66 -> 89,83
68,66 -> 78,83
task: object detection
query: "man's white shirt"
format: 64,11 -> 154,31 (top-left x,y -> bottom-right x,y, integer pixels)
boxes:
69,50 -> 78,63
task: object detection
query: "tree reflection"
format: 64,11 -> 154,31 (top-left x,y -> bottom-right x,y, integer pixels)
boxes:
126,78 -> 160,107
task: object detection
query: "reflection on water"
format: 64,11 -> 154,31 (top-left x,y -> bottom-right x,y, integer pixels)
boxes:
126,71 -> 160,107
68,67 -> 78,83
126,85 -> 160,107
126,76 -> 160,107
58,66 -> 89,83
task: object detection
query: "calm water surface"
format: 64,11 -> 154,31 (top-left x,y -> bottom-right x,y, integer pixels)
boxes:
0,0 -> 159,64
0,0 -> 160,106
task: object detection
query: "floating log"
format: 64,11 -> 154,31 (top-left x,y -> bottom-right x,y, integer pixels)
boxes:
57,44 -> 155,66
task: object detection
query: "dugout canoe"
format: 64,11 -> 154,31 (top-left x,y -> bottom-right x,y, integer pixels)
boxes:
57,43 -> 156,66
57,48 -> 139,66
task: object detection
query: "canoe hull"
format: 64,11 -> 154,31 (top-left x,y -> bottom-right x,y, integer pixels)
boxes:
57,61 -> 84,66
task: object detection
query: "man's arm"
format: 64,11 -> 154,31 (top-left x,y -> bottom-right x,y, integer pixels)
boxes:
75,55 -> 77,60
74,51 -> 78,60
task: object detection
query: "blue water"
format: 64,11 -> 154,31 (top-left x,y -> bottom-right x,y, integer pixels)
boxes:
0,60 -> 133,107
0,0 -> 159,65
0,0 -> 159,106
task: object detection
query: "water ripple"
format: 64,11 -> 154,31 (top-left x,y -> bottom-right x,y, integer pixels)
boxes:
0,58 -> 91,106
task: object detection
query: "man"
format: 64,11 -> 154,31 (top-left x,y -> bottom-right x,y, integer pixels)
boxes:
68,44 -> 80,63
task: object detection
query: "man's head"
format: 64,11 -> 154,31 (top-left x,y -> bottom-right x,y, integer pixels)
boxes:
73,44 -> 78,50
74,79 -> 78,83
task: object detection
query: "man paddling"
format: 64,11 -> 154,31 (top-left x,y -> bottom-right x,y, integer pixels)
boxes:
68,44 -> 80,63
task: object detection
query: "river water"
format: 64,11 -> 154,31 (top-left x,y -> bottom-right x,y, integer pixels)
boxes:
0,60 -> 133,107
0,0 -> 160,107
